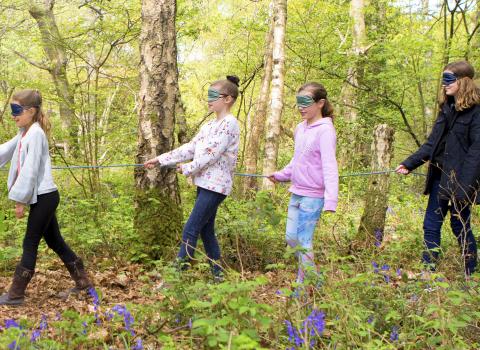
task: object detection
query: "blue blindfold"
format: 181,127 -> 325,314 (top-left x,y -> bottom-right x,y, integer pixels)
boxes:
10,103 -> 38,117
10,104 -> 24,116
442,72 -> 457,86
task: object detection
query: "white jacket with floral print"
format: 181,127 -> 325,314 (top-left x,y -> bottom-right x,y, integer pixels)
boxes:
157,114 -> 240,195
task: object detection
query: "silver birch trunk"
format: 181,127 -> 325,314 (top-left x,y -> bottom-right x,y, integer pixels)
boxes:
340,0 -> 367,123
242,8 -> 274,195
262,0 -> 286,190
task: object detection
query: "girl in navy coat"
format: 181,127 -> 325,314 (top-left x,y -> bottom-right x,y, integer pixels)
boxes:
396,61 -> 479,276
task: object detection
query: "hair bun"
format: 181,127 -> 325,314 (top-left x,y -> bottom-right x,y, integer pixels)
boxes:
226,75 -> 240,87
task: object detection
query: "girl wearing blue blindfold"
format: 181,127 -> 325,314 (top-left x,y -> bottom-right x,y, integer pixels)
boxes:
144,75 -> 241,281
396,60 -> 480,276
0,89 -> 93,305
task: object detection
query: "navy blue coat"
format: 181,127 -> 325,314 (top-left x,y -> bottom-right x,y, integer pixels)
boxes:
402,102 -> 480,204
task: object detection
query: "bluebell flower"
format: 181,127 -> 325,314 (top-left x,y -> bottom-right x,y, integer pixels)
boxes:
396,268 -> 401,277
112,304 -> 126,314
82,321 -> 88,335
374,229 -> 383,247
5,319 -> 20,329
308,309 -> 325,336
303,309 -> 325,346
112,304 -> 135,336
8,341 -> 19,350
285,310 -> 325,349
367,315 -> 374,324
384,275 -> 390,283
285,320 -> 303,346
390,325 -> 399,341
39,314 -> 48,330
89,287 -> 100,311
371,261 -> 379,273
131,338 -> 143,350
31,329 -> 41,342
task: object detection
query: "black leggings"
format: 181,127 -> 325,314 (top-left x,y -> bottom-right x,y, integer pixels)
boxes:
20,191 -> 77,270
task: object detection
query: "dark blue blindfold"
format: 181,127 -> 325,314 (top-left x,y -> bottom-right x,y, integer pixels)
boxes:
442,72 -> 457,86
10,104 -> 24,116
10,103 -> 38,116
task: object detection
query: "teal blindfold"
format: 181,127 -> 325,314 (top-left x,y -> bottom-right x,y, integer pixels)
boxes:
296,95 -> 315,108
208,88 -> 221,102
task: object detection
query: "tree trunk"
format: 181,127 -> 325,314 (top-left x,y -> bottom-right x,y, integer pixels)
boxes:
175,95 -> 189,144
465,1 -> 480,61
356,124 -> 394,250
475,1 -> 480,52
134,0 -> 183,260
421,0 -> 429,16
28,0 -> 77,153
341,0 -> 367,123
242,8 -> 274,196
338,0 -> 369,169
261,0 -> 286,190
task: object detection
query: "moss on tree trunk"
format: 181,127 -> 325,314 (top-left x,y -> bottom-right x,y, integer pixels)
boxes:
134,187 -> 183,260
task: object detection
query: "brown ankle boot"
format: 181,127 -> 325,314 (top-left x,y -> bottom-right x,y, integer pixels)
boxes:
0,265 -> 34,306
60,258 -> 93,297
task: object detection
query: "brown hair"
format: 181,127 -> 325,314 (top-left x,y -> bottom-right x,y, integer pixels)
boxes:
212,75 -> 240,102
298,82 -> 334,119
440,61 -> 480,111
12,89 -> 51,134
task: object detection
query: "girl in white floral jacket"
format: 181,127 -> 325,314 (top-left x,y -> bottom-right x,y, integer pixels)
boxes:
145,76 -> 240,278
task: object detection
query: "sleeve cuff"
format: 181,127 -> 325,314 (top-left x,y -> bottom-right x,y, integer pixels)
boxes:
8,193 -> 28,205
401,160 -> 415,171
273,171 -> 289,182
323,200 -> 337,212
156,154 -> 168,166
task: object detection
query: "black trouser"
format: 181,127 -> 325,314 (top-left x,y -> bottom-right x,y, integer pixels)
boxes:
20,190 -> 77,270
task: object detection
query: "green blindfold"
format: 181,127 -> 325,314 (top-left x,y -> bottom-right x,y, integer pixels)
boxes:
208,88 -> 221,102
296,95 -> 315,108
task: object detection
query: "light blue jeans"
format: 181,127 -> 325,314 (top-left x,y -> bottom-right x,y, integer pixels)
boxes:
286,194 -> 324,283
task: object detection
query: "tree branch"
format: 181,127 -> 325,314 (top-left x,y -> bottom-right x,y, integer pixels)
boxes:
12,50 -> 51,71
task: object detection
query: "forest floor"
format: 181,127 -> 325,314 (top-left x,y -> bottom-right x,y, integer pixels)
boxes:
0,259 -> 292,346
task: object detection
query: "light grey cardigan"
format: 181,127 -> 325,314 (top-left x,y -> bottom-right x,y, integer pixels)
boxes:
0,122 -> 57,204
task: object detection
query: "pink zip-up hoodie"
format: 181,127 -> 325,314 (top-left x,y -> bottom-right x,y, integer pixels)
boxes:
273,118 -> 339,211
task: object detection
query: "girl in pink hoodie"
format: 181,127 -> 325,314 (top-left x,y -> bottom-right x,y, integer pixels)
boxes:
269,82 -> 339,284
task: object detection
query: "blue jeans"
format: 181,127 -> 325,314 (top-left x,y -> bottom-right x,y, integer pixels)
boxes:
286,194 -> 324,283
177,187 -> 226,275
423,177 -> 477,275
